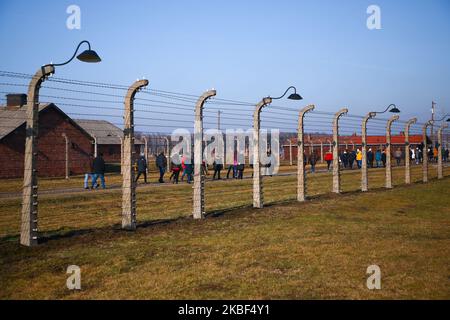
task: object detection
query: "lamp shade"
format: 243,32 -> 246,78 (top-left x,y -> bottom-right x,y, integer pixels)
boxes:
389,106 -> 400,113
77,50 -> 101,63
288,93 -> 303,100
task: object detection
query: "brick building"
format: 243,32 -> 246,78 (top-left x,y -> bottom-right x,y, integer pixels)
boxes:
74,119 -> 144,163
0,95 -> 94,178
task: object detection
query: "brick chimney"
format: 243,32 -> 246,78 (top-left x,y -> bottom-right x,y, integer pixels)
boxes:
6,94 -> 27,110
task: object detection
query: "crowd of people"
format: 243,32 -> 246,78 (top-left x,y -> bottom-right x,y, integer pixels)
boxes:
307,145 -> 450,173
83,145 -> 449,189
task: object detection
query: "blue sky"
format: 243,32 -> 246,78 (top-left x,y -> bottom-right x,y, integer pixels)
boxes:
0,0 -> 449,123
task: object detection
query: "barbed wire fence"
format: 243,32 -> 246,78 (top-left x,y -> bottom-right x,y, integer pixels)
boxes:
0,70 -> 448,245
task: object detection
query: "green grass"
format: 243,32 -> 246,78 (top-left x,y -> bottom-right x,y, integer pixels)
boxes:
0,177 -> 449,299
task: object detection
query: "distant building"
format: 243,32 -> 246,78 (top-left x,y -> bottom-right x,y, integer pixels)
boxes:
282,133 -> 425,161
0,94 -> 145,178
74,119 -> 144,163
0,95 -> 93,178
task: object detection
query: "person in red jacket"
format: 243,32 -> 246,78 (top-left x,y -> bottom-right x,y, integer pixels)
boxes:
324,151 -> 333,171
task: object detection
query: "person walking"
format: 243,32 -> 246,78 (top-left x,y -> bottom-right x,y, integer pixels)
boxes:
433,147 -> 438,163
348,150 -> 356,169
156,151 -> 167,183
394,148 -> 402,166
213,160 -> 223,180
367,148 -> 374,168
201,160 -> 208,176
381,149 -> 387,167
428,148 -> 434,162
170,162 -> 181,184
375,149 -> 382,168
341,150 -> 349,169
416,147 -> 422,164
92,153 -> 106,189
356,149 -> 362,169
180,155 -> 187,181
324,151 -> 333,171
309,152 -> 317,173
185,162 -> 193,184
135,154 -> 148,184
84,154 -> 94,189
227,154 -> 238,179
237,162 -> 244,179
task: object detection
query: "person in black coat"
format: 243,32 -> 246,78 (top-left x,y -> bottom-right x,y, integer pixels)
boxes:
309,153 -> 317,173
237,163 -> 245,179
367,148 -> 374,168
381,150 -> 387,167
135,154 -> 148,184
348,150 -> 356,169
341,151 -> 349,169
213,161 -> 223,180
92,153 -> 106,189
156,152 -> 167,183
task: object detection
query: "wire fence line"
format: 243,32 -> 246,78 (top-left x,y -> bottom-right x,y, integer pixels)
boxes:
0,70 -> 449,245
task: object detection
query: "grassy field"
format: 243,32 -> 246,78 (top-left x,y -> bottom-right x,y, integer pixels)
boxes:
0,175 -> 449,299
0,164 -> 446,239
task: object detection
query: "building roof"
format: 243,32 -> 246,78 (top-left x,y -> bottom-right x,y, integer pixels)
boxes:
0,103 -> 92,142
74,119 -> 143,145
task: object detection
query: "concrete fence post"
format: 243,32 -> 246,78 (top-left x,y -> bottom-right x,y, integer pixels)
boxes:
404,118 -> 417,184
385,115 -> 399,189
143,136 -> 148,176
297,105 -> 315,202
93,135 -> 98,158
116,135 -> 124,175
320,140 -> 324,163
164,136 -> 171,172
253,97 -> 272,208
62,133 -> 70,179
193,90 -> 216,219
122,79 -> 149,230
438,123 -> 448,179
361,112 -> 376,192
332,108 -> 348,194
422,121 -> 433,183
289,139 -> 293,166
20,65 -> 55,247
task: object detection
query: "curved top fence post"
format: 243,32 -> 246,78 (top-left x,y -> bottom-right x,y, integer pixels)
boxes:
361,112 -> 376,192
193,89 -> 217,219
253,97 -> 272,208
297,105 -> 315,202
404,118 -> 417,184
332,108 -> 348,194
422,120 -> 433,183
385,115 -> 399,189
21,65 -> 55,247
122,79 -> 149,230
